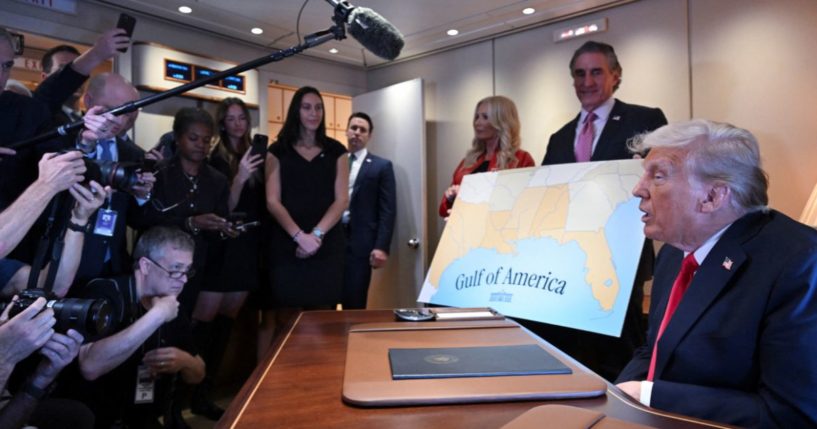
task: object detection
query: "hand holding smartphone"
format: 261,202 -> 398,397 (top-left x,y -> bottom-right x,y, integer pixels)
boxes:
250,134 -> 269,158
116,13 -> 137,53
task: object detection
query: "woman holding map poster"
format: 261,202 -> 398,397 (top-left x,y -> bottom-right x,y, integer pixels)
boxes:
439,95 -> 535,217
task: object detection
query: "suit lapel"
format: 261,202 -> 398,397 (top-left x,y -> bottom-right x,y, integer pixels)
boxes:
654,212 -> 766,378
565,115 -> 580,163
592,99 -> 623,161
351,154 -> 372,200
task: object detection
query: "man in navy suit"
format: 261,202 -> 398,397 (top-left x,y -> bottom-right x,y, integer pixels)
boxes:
616,120 -> 817,428
72,73 -> 155,287
342,112 -> 396,309
542,40 -> 667,165
533,41 -> 668,381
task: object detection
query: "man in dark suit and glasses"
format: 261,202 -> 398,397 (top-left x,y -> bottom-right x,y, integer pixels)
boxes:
341,112 -> 396,309
534,41 -> 668,381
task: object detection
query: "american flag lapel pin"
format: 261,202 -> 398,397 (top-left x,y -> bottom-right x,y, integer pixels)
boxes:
722,257 -> 733,271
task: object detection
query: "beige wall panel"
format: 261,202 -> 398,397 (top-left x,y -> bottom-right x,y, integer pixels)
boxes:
335,97 -> 352,130
690,0 -> 817,217
268,86 -> 284,122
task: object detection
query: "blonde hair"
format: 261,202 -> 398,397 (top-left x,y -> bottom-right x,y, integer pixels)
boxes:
463,95 -> 522,170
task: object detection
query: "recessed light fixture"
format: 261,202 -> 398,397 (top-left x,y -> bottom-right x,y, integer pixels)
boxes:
251,27 -> 264,35
178,6 -> 192,14
446,29 -> 459,36
522,7 -> 535,15
329,48 -> 338,54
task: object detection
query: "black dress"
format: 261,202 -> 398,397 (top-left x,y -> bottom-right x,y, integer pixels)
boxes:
206,143 -> 266,292
132,156 -> 229,309
268,137 -> 347,307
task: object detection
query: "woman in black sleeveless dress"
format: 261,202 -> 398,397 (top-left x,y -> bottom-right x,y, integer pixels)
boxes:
262,86 -> 348,332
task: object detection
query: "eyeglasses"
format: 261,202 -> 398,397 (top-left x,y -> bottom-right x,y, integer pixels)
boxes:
145,256 -> 195,279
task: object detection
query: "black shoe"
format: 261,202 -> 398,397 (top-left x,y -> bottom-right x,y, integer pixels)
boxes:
190,396 -> 225,421
164,402 -> 191,429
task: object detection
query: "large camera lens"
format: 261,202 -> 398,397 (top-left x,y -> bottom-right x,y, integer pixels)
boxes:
50,298 -> 113,338
82,159 -> 141,192
97,160 -> 141,191
1,290 -> 112,340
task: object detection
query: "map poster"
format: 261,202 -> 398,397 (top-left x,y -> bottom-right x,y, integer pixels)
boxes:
419,160 -> 646,337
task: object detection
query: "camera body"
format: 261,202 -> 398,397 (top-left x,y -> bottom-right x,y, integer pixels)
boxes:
58,149 -> 156,193
84,158 -> 156,192
0,289 -> 113,341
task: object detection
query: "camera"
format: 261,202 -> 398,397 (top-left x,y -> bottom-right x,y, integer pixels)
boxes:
0,289 -> 113,341
58,149 -> 157,192
84,158 -> 157,192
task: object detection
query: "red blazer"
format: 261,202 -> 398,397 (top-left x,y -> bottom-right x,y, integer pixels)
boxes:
438,149 -> 535,217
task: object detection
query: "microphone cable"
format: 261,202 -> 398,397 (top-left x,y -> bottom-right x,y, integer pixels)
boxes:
296,0 -> 310,44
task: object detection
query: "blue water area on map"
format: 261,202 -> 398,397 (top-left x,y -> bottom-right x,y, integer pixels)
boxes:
430,198 -> 643,337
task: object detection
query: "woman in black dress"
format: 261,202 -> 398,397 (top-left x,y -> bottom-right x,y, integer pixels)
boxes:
262,86 -> 348,340
189,98 -> 266,418
136,108 -> 232,306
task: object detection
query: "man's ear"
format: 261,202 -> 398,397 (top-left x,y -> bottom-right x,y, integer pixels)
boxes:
700,183 -> 731,213
137,257 -> 150,273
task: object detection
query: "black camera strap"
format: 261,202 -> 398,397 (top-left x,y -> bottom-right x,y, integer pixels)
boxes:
26,191 -> 75,294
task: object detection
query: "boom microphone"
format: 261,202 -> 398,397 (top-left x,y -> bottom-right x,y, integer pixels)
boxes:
325,0 -> 404,60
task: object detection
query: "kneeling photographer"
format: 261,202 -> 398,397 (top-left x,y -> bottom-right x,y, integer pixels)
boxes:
0,152 -> 111,429
64,226 -> 204,428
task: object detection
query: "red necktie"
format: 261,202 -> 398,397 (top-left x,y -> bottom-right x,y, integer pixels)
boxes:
574,112 -> 597,162
647,253 -> 699,381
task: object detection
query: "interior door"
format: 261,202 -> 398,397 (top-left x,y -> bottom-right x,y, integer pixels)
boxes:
352,78 -> 426,308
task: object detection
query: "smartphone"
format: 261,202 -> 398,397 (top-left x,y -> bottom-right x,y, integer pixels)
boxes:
10,32 -> 24,56
116,13 -> 137,53
250,134 -> 269,158
235,221 -> 260,232
227,212 -> 247,224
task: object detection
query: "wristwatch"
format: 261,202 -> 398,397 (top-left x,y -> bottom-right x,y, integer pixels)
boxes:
67,219 -> 91,233
312,227 -> 324,240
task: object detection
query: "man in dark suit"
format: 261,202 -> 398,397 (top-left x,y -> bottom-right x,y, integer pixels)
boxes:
542,40 -> 667,165
0,27 -> 128,212
533,40 -> 668,381
342,112 -> 396,309
1,27 -> 125,269
616,120 -> 817,428
72,73 -> 155,286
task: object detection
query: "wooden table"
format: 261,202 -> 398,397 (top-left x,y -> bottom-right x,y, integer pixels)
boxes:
218,310 -> 728,429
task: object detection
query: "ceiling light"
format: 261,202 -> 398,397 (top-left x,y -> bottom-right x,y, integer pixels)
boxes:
553,18 -> 607,42
329,48 -> 338,54
446,29 -> 459,36
178,6 -> 192,14
522,7 -> 535,15
251,27 -> 264,35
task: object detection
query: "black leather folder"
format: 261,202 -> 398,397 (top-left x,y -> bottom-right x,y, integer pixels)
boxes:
389,344 -> 572,380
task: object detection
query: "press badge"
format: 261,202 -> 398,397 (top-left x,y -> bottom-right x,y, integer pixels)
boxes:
134,364 -> 155,404
94,209 -> 117,237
